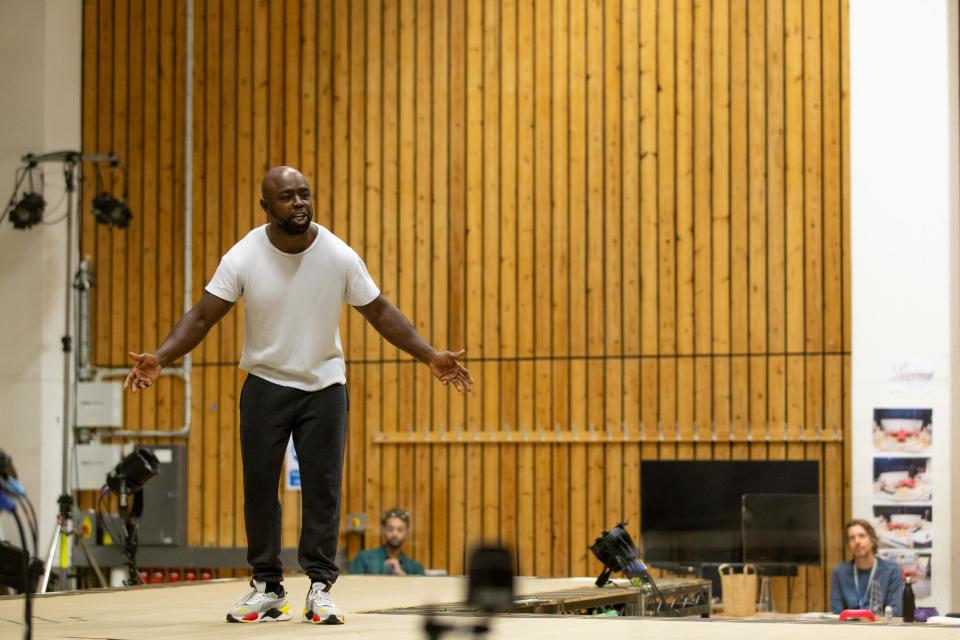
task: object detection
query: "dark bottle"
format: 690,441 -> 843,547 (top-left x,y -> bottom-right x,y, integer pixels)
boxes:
902,576 -> 916,622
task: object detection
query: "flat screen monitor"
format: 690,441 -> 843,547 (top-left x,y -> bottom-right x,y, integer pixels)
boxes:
741,493 -> 820,566
640,461 -> 819,567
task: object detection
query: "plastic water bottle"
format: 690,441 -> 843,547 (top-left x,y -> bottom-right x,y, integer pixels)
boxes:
869,579 -> 883,616
903,577 -> 916,622
757,576 -> 773,612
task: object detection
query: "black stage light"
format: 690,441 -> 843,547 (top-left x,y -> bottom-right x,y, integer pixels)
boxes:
9,192 -> 45,229
92,191 -> 132,228
467,547 -> 515,614
106,447 -> 160,495
590,521 -> 649,587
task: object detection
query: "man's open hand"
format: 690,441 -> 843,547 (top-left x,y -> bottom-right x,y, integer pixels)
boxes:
124,352 -> 162,393
429,349 -> 473,393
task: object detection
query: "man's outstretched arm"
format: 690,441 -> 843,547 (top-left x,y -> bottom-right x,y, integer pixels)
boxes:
355,294 -> 473,392
125,291 -> 235,392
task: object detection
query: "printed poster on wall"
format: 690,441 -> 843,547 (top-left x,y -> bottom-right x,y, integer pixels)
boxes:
872,457 -> 932,503
873,408 -> 932,452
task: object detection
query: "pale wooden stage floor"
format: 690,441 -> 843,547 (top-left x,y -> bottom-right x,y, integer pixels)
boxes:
0,576 -> 951,639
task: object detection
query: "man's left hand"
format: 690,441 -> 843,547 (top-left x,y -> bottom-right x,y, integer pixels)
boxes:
429,349 -> 473,392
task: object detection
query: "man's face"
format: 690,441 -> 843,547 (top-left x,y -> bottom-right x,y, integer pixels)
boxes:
383,516 -> 408,550
261,170 -> 313,235
847,524 -> 873,559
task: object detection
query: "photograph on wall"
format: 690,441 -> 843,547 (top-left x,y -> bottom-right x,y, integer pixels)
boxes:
878,549 -> 932,599
872,408 -> 932,452
872,457 -> 932,503
872,505 -> 932,549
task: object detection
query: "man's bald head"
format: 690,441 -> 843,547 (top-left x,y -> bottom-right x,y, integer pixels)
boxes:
260,166 -> 314,237
261,166 -> 308,199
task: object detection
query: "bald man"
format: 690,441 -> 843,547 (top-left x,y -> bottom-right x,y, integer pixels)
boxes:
125,167 -> 471,624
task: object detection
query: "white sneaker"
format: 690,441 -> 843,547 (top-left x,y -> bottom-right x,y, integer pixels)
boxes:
226,580 -> 290,623
303,581 -> 345,624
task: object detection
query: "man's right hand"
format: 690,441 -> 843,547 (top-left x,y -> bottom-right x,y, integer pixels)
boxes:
383,558 -> 406,576
124,352 -> 162,392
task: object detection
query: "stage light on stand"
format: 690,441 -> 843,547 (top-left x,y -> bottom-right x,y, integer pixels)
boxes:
9,192 -> 45,229
590,521 -> 679,617
102,447 -> 159,586
106,447 -> 159,495
91,192 -> 132,229
590,521 -> 647,587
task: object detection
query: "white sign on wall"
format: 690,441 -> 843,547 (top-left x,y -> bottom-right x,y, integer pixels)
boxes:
285,436 -> 301,491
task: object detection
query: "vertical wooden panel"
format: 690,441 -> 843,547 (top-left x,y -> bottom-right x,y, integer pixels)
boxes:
550,0 -> 571,577
730,0 -> 749,460
481,0 -> 501,551
447,0 -> 466,575
515,0 -> 535,576
464,0 -> 484,562
676,0 -> 695,461
584,0 -> 604,579
566,0 -> 588,579
430,0 -> 450,570
602,0 -> 623,533
747,0 -> 767,461
693,0 -> 713,462
498,0 -> 519,570
533,0 -> 554,576
347,0 -> 368,565
218,0 -> 237,549
711,0 -> 731,457
363,0 -> 384,564
621,0 -> 641,529
125,0 -> 144,446
413,0 -> 432,566
379,0 -> 399,537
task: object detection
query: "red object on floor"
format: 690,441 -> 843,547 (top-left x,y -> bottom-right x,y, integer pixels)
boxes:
150,569 -> 166,584
168,569 -> 181,583
185,569 -> 197,581
839,609 -> 876,622
200,569 -> 213,581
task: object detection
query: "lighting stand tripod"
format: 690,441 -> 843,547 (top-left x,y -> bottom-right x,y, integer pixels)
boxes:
18,151 -> 119,594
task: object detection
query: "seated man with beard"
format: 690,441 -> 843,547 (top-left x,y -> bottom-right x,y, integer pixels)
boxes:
348,508 -> 425,576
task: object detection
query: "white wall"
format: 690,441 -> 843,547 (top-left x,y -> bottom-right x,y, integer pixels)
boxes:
0,0 -> 81,548
851,0 -> 959,612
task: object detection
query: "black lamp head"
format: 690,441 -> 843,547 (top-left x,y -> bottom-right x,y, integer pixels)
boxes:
590,521 -> 641,574
92,191 -> 132,228
106,447 -> 160,494
9,192 -> 45,229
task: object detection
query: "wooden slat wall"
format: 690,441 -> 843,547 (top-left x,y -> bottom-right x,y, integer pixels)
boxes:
81,0 -> 850,610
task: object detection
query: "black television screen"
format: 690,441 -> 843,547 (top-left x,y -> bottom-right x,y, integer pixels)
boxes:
741,493 -> 820,565
640,461 -> 820,567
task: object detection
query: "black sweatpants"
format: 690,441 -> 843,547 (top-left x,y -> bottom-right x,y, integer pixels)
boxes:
239,374 -> 348,585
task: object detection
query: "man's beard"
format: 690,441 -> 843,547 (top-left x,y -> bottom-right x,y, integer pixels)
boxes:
385,538 -> 403,550
274,210 -> 312,235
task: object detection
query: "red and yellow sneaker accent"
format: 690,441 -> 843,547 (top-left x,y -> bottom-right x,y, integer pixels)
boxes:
227,603 -> 290,623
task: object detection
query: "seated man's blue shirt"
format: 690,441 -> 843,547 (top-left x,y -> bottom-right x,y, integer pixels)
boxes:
829,557 -> 903,615
348,546 -> 425,575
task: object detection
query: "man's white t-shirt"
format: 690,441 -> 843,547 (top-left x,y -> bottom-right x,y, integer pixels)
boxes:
205,223 -> 380,391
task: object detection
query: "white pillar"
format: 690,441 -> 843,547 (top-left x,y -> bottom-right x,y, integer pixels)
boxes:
851,0 -> 960,612
0,0 -> 81,548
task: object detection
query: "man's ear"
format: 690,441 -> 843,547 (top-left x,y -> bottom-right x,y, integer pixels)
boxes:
260,198 -> 269,214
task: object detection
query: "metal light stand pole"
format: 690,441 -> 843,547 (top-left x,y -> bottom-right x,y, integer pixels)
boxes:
31,152 -> 117,593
